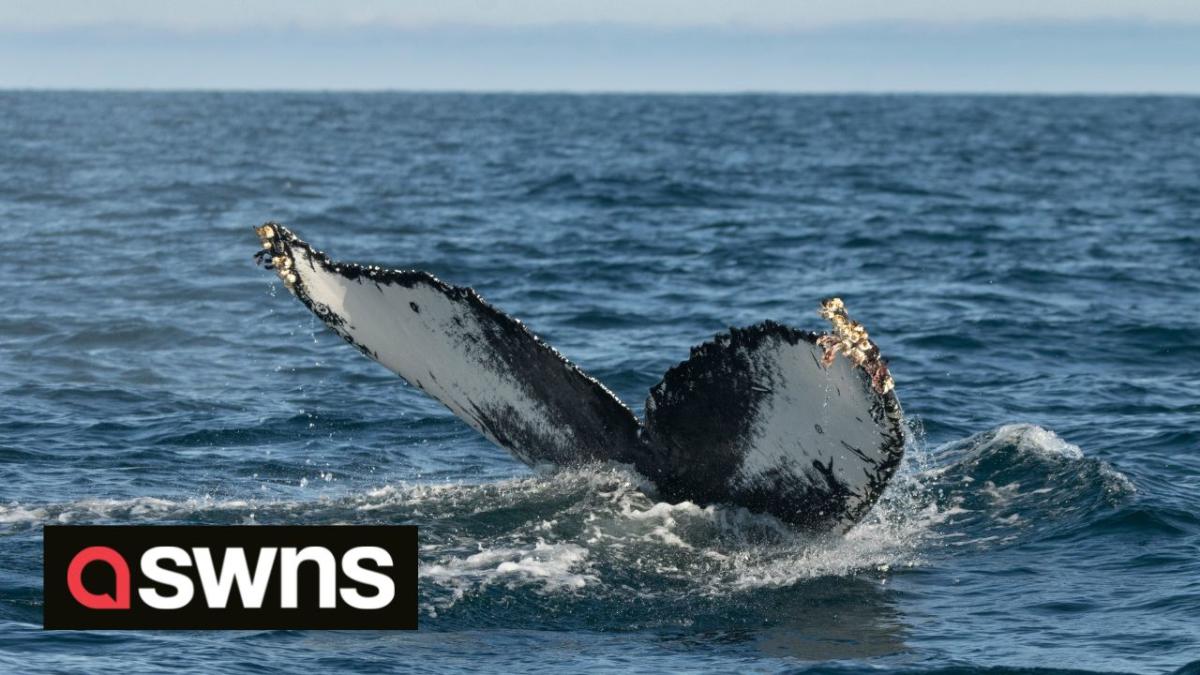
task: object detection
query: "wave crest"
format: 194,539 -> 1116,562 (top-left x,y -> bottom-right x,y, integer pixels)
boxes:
921,423 -> 1135,548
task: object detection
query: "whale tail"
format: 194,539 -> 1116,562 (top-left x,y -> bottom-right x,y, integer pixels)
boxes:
254,223 -> 905,532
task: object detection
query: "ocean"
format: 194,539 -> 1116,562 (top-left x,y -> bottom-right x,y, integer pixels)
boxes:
0,92 -> 1197,673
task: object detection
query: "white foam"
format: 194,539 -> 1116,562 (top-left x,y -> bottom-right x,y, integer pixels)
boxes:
422,541 -> 594,590
0,495 -> 252,524
990,423 -> 1084,459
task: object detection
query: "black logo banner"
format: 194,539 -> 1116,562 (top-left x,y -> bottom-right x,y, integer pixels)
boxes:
44,525 -> 417,630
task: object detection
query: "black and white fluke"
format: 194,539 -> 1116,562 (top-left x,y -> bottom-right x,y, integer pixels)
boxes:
254,223 -> 905,533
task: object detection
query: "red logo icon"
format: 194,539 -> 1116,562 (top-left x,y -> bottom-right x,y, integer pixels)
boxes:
66,546 -> 130,610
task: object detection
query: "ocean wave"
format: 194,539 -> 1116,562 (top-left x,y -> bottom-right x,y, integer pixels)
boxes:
920,423 -> 1135,548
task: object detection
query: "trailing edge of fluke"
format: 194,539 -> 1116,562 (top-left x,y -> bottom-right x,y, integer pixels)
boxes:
254,222 -> 905,533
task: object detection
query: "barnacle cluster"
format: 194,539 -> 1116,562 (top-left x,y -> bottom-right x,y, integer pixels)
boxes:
254,223 -> 298,291
816,297 -> 894,395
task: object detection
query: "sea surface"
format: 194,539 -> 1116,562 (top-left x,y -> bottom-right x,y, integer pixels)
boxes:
0,92 -> 1197,674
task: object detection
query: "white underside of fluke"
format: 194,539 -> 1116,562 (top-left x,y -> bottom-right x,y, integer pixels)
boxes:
288,244 -> 574,463
733,338 -> 895,520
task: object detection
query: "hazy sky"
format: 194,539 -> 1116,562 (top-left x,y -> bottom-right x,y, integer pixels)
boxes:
2,1 -> 1198,92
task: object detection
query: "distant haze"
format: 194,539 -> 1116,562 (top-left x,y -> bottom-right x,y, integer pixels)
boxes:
2,0 -> 1198,92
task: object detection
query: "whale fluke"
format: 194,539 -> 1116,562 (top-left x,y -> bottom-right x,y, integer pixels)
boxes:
254,223 -> 905,532
642,322 -> 904,532
252,223 -> 644,469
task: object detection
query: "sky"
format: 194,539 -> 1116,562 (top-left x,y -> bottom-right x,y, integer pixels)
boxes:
1,0 -> 1199,92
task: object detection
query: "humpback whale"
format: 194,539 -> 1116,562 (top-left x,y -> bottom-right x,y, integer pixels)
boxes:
253,223 -> 905,533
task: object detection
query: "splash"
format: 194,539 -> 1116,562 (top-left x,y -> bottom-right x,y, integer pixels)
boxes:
0,464 -> 937,621
0,422 -> 1132,619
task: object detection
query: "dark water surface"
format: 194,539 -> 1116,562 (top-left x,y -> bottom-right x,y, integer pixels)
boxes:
0,92 -> 1197,673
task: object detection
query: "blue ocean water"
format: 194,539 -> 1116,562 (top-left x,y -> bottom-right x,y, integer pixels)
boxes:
0,92 -> 1197,674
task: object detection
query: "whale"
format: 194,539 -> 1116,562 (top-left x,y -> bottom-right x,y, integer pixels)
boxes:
253,223 -> 905,533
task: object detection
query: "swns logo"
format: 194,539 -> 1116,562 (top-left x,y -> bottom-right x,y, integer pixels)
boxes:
44,525 -> 417,629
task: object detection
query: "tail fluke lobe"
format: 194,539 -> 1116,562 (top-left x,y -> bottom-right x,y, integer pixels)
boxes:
642,319 -> 904,532
254,223 -> 644,468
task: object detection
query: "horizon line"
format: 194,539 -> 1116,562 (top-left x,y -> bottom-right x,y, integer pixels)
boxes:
3,87 -> 1199,97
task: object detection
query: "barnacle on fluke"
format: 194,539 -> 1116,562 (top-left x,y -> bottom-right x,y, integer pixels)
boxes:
255,223 -> 297,288
253,222 -> 906,532
818,297 -> 895,395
